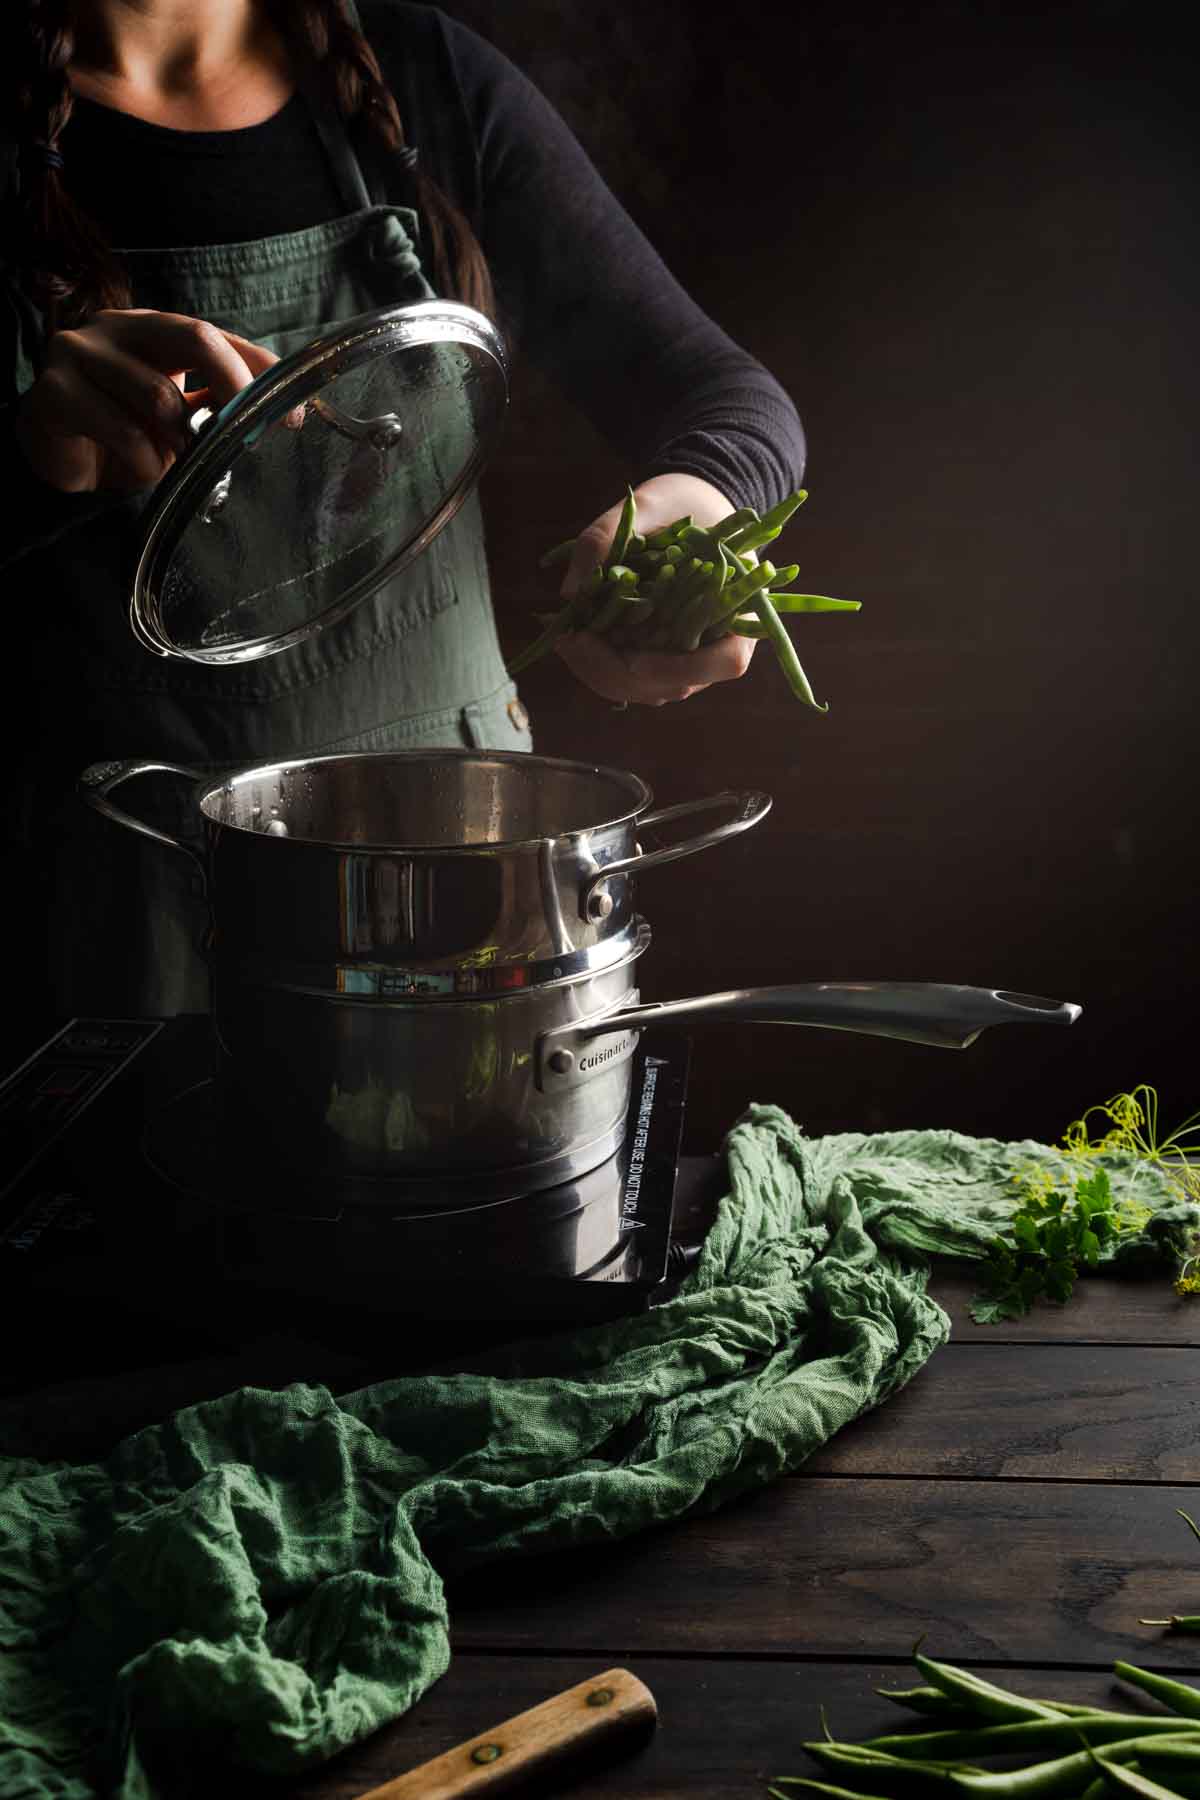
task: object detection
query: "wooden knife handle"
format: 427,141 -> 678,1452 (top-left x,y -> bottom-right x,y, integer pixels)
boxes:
354,1668 -> 657,1800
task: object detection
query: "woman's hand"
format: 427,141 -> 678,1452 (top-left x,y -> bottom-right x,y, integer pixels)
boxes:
553,473 -> 757,705
14,309 -> 279,494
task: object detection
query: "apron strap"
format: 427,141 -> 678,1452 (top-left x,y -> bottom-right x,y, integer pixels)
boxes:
296,67 -> 384,212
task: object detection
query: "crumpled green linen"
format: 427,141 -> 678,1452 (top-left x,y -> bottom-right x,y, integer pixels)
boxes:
1,1107 -> 1194,1798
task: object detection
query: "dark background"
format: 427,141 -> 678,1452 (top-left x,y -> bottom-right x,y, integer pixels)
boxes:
453,0 -> 1198,1152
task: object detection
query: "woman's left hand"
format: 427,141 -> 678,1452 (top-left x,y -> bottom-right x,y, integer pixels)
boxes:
553,473 -> 757,705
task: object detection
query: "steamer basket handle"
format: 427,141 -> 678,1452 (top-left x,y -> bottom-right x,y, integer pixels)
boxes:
581,790 -> 771,923
79,759 -> 207,872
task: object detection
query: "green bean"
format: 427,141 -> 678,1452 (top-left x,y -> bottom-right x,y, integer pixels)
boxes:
642,514 -> 691,550
749,593 -> 827,710
655,559 -> 714,644
1115,1664 -> 1200,1721
605,563 -> 640,588
770,1782 -> 898,1799
803,1739 -> 982,1788
506,565 -> 608,672
912,1653 -> 1067,1725
759,487 -> 809,531
1038,1702 -> 1107,1717
723,519 -> 783,555
1086,1753 -> 1200,1796
949,1738 -> 1200,1796
864,1716 -> 1200,1761
589,586 -> 644,635
605,486 -> 637,568
712,505 -> 759,541
769,561 -> 802,587
876,1686 -> 977,1717
682,558 -> 778,648
769,594 -> 864,613
1178,1511 -> 1200,1547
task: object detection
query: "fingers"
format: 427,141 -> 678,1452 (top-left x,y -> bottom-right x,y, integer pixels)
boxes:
562,508 -> 620,601
23,309 -> 283,492
59,328 -> 193,459
101,309 -> 265,409
554,630 -> 756,705
217,328 -> 280,380
28,362 -> 176,490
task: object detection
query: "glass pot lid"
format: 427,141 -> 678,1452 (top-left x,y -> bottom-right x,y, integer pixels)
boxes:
129,300 -> 508,664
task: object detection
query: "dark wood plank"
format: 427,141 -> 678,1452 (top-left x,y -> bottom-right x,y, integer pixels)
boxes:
280,1657 -> 1195,1800
804,1345 -> 1200,1480
934,1267 -> 1200,1345
447,1480 -> 1200,1668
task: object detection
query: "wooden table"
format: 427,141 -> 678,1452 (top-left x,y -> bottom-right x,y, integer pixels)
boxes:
280,1163 -> 1200,1800
5,1156 -> 1199,1800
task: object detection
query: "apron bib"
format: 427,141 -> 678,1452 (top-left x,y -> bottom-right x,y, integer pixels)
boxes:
21,95 -> 530,1024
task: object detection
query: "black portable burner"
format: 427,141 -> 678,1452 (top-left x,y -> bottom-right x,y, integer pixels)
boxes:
0,1017 -> 701,1370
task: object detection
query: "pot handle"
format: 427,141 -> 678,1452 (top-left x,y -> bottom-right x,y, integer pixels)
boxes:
79,759 -> 207,870
536,981 -> 1082,1087
581,790 -> 771,922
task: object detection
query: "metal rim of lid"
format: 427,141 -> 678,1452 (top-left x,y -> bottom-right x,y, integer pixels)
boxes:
128,299 -> 509,665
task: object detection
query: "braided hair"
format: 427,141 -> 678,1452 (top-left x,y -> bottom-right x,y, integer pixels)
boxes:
12,1 -> 131,325
10,0 -> 494,330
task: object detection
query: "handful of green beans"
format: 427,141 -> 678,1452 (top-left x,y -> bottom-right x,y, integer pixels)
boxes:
770,1647 -> 1200,1798
507,487 -> 860,711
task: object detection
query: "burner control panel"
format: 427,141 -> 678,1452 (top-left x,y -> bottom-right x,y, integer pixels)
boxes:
0,1018 -> 165,1259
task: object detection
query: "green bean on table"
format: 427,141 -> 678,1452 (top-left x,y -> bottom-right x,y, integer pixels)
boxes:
772,1653 -> 1200,1800
508,486 -> 860,707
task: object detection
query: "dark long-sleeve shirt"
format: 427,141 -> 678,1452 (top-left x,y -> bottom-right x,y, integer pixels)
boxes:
0,2 -> 804,566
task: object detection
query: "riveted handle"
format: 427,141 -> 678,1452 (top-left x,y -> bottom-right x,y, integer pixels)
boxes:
581,788 -> 771,921
538,981 -> 1083,1084
352,1667 -> 657,1799
79,758 -> 207,874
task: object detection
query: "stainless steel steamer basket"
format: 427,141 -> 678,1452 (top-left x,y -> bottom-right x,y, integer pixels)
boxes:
81,750 -> 771,988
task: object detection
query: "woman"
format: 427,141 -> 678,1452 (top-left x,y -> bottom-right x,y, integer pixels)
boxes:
1,0 -> 805,1041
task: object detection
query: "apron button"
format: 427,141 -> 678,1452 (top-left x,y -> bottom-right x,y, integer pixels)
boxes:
507,698 -> 530,733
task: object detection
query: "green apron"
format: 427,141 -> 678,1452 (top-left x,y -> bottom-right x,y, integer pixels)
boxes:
21,91 -> 531,1026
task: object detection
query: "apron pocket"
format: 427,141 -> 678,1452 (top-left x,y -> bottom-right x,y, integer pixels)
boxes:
462,682 -> 533,754
311,679 -> 533,755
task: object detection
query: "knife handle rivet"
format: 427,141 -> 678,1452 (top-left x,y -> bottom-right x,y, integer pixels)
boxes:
470,1743 -> 503,1763
586,1687 -> 615,1707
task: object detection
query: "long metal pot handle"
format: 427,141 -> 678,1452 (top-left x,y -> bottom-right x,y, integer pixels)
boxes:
79,758 -> 207,872
536,982 -> 1082,1089
582,790 -> 771,921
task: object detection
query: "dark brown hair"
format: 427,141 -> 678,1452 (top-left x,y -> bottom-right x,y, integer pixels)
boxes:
11,0 -> 494,330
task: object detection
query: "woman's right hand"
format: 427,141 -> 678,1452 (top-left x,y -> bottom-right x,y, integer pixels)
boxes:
13,308 -> 279,494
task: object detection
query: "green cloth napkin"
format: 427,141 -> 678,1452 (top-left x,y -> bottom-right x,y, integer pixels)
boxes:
1,1107 -> 1194,1798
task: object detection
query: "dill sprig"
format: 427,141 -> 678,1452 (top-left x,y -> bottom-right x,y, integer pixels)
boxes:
970,1087 -> 1200,1323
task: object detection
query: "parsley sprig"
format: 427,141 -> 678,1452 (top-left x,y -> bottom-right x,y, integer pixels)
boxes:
971,1169 -> 1120,1323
